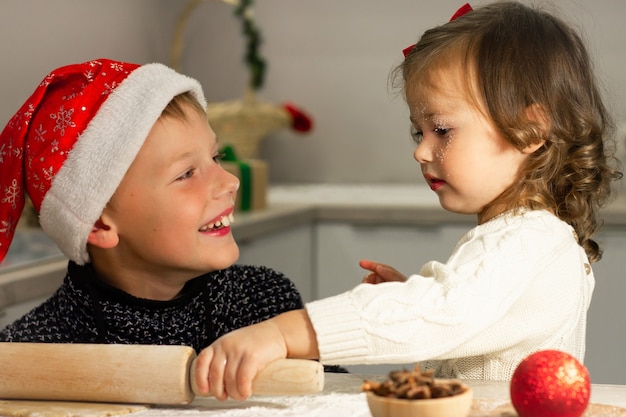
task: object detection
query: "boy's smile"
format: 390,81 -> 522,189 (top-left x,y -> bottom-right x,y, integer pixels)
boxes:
199,211 -> 235,235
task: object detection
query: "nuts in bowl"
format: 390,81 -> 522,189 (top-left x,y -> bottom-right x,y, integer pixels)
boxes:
361,365 -> 473,417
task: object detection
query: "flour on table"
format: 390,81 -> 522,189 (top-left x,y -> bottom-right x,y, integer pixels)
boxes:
135,393 -> 371,417
4,395 -> 624,417
0,400 -> 147,417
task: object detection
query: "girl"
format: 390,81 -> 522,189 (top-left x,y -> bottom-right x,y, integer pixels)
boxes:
195,1 -> 623,400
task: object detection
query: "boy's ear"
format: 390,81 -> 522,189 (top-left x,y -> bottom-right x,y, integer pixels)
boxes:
522,103 -> 550,154
87,214 -> 119,249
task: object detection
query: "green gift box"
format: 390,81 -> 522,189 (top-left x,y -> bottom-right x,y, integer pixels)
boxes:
220,145 -> 268,212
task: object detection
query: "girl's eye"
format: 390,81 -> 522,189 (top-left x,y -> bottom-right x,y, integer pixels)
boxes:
213,152 -> 226,164
433,127 -> 451,137
411,129 -> 424,144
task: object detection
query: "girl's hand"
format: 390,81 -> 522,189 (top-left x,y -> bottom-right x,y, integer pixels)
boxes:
359,259 -> 407,284
194,320 -> 287,401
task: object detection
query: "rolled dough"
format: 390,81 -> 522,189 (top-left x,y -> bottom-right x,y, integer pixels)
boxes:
0,400 -> 147,417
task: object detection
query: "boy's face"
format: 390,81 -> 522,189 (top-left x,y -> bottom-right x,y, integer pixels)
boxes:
102,103 -> 240,282
406,66 -> 530,223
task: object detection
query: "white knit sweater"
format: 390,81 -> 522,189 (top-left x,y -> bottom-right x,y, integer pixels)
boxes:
305,209 -> 594,380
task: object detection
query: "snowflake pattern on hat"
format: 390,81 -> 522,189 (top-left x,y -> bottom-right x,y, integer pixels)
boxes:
0,59 -> 137,260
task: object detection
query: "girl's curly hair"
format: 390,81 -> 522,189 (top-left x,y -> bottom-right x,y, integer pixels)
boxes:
393,1 -> 622,263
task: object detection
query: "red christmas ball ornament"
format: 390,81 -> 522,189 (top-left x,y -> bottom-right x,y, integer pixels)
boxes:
510,350 -> 591,417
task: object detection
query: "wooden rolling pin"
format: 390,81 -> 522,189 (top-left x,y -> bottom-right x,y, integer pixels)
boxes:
0,343 -> 324,404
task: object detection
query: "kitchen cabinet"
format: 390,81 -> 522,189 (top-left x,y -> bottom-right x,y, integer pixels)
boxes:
584,226 -> 626,385
0,295 -> 48,330
314,221 -> 471,374
0,225 -> 316,330
235,223 -> 315,303
315,222 -> 471,298
314,221 -> 626,382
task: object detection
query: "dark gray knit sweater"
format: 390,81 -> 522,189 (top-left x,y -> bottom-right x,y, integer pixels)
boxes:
0,261 -> 302,351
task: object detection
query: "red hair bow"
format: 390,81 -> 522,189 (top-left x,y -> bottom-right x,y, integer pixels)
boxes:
402,3 -> 473,58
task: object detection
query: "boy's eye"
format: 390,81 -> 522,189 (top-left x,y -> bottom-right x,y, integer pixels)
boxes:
213,152 -> 226,164
177,168 -> 195,181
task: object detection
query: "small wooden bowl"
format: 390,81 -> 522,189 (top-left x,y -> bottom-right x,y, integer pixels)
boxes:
366,385 -> 473,417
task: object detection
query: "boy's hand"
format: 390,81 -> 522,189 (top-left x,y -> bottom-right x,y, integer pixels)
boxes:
194,320 -> 287,401
359,259 -> 407,284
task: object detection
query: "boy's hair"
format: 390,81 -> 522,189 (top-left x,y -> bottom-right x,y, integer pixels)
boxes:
394,1 -> 622,262
162,91 -> 207,120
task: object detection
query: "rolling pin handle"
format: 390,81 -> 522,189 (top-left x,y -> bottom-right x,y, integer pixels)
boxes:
188,356 -> 205,397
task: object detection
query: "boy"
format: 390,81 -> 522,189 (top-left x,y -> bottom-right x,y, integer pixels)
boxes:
0,58 -> 303,350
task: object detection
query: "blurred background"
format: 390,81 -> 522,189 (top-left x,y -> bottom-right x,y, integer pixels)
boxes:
1,0 -> 624,185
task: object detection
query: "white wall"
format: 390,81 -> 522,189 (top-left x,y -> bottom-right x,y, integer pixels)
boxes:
174,0 -> 626,184
1,0 -> 624,184
0,1 -> 165,122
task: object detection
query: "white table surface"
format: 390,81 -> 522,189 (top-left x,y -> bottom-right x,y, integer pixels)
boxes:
129,373 -> 626,417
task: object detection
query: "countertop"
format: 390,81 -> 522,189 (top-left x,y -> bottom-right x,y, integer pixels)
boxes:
267,183 -> 626,226
2,372 -> 625,416
100,373 -> 626,416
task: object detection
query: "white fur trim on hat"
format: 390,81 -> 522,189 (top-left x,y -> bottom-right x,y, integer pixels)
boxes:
39,63 -> 206,265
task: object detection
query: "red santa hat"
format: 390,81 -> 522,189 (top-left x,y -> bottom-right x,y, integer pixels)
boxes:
0,58 -> 206,265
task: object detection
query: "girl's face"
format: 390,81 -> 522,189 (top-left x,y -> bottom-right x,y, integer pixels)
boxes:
407,67 -> 530,223
102,103 -> 240,289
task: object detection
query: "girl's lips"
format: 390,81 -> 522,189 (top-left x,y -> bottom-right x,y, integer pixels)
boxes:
424,174 -> 446,191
